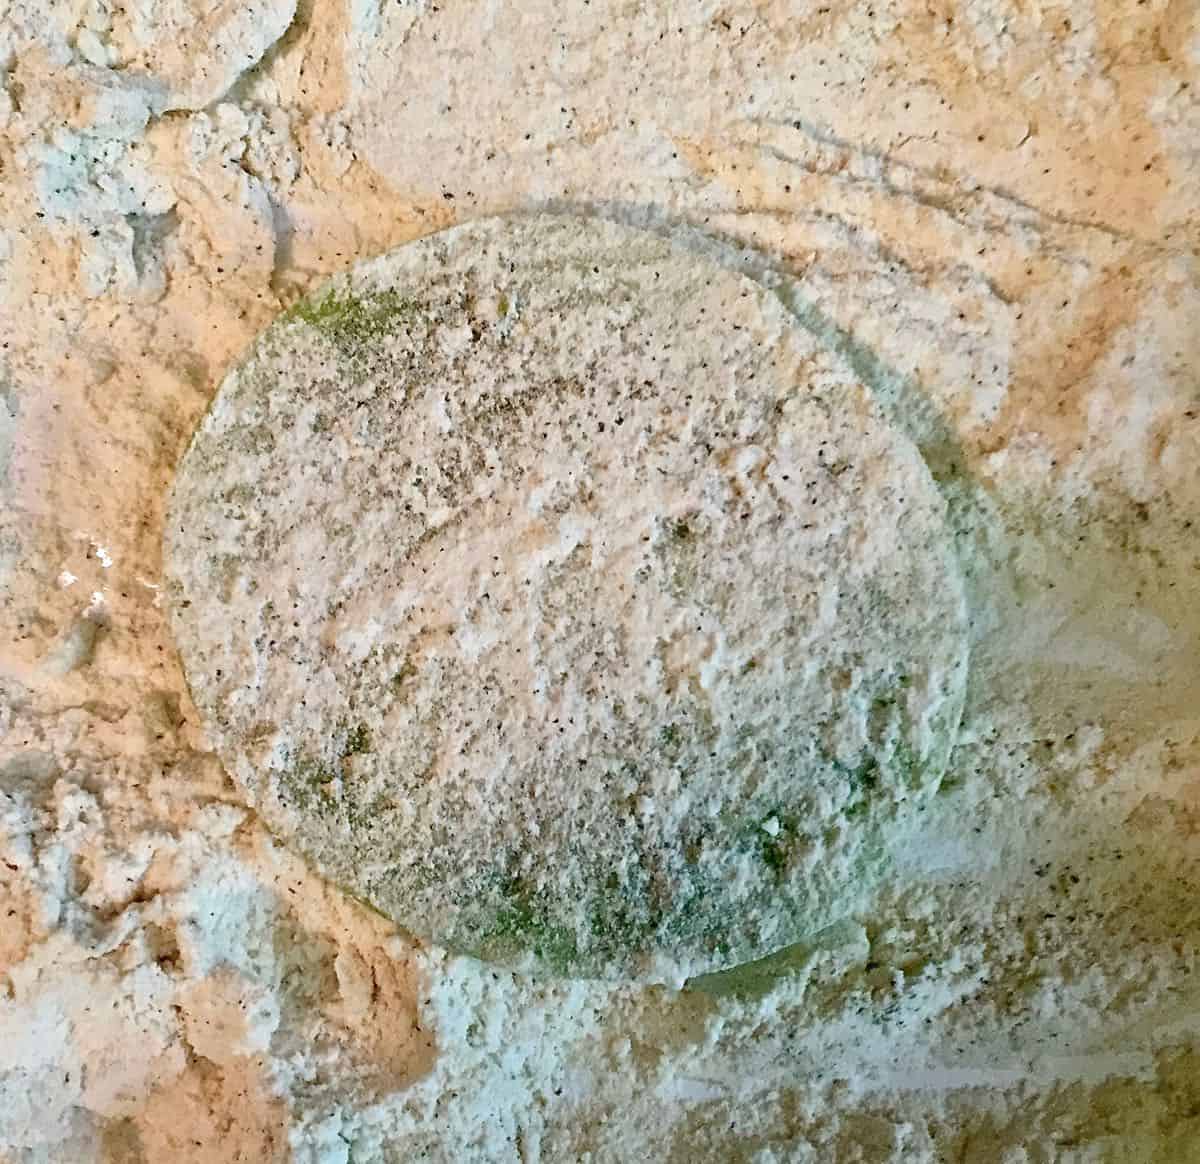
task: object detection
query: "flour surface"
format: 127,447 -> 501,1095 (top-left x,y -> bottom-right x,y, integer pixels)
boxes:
2,0 -> 1199,1158
166,214 -> 968,980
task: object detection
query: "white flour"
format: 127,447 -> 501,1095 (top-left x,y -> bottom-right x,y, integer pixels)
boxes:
1,2 -> 1199,1161
163,212 -> 970,984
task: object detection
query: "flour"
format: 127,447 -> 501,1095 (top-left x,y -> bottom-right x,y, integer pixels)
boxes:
164,213 -> 968,983
1,0 -> 1199,1161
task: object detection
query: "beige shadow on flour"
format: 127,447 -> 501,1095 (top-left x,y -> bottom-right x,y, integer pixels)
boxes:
86,842 -> 436,1163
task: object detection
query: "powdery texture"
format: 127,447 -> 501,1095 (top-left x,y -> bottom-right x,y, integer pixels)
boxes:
1,1 -> 1199,1161
165,213 -> 967,982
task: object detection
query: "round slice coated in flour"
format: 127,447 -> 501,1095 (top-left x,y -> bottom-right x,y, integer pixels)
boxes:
165,214 -> 969,982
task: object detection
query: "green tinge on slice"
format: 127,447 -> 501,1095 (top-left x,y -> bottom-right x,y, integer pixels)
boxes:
165,213 -> 968,982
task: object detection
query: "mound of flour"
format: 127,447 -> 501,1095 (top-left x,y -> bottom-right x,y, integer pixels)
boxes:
165,214 -> 968,982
